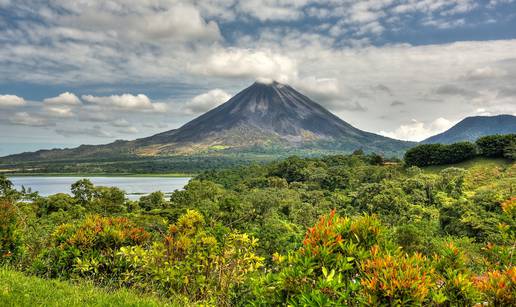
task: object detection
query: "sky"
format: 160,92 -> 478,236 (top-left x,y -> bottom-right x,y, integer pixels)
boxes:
1,0 -> 516,156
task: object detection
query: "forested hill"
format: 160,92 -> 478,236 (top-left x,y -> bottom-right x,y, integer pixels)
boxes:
422,114 -> 516,144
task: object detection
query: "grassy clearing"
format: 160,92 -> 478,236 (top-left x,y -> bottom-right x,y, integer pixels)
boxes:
422,157 -> 513,173
0,268 -> 178,307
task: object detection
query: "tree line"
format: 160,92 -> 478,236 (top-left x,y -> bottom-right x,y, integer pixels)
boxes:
405,134 -> 516,167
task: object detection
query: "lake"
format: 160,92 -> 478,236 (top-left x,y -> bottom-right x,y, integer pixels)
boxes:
9,176 -> 192,200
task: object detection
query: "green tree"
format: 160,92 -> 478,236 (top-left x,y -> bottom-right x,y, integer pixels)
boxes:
476,134 -> 516,158
269,156 -> 309,183
138,191 -> 166,211
71,179 -> 96,205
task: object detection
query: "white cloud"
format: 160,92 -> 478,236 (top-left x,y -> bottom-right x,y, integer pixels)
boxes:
0,94 -> 25,107
43,92 -> 81,105
184,89 -> 231,114
237,0 -> 308,21
380,118 -> 455,141
191,49 -> 298,83
44,1 -> 221,43
10,112 -> 51,127
293,77 -> 342,103
81,94 -> 167,112
43,105 -> 75,118
460,66 -> 508,80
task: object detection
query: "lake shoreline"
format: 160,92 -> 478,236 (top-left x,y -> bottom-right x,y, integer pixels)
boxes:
9,176 -> 192,200
6,172 -> 197,178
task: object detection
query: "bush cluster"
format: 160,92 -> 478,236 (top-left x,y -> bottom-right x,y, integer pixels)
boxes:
405,134 -> 515,167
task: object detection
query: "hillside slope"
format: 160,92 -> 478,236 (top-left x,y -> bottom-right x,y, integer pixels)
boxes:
422,114 -> 516,144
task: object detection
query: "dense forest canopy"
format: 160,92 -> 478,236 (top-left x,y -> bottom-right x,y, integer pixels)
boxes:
1,149 -> 515,305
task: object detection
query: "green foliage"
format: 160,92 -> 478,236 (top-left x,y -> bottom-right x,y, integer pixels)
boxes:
0,267 -> 174,306
0,200 -> 20,260
476,134 -> 516,158
71,179 -> 96,205
249,211 -> 385,305
138,191 -> 166,211
119,210 -> 263,305
1,153 -> 514,305
359,251 -> 437,305
473,267 -> 516,305
404,142 -> 478,167
269,155 -> 310,183
33,215 -> 150,279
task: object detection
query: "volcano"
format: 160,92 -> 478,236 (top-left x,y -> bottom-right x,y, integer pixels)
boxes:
133,81 -> 412,155
1,81 -> 413,162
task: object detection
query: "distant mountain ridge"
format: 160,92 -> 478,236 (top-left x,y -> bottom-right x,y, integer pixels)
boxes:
1,81 -> 413,163
422,115 -> 516,144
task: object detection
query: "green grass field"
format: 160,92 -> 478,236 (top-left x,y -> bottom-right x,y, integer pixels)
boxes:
422,157 -> 513,173
0,268 -> 178,307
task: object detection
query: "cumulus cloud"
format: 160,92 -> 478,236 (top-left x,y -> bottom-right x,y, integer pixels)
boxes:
191,49 -> 298,83
81,94 -> 167,113
380,118 -> 455,141
460,66 -> 508,80
0,94 -> 25,107
237,0 -> 308,21
43,105 -> 75,118
44,1 -> 221,43
43,92 -> 81,105
184,89 -> 231,114
10,112 -> 52,127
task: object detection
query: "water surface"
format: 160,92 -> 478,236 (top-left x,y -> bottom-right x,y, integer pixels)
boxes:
9,176 -> 191,200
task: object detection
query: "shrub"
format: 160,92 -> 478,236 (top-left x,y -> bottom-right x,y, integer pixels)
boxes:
473,267 -> 516,306
138,191 -> 166,211
438,167 -> 467,197
0,200 -> 19,260
35,193 -> 76,216
34,215 -> 150,279
358,250 -> 436,305
250,211 -> 385,305
119,210 -> 263,305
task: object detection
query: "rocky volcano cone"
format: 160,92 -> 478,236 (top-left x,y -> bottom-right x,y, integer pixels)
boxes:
134,81 -> 411,155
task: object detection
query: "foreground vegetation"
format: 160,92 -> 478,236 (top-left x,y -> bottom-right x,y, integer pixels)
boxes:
1,150 -> 514,305
0,267 -> 173,306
